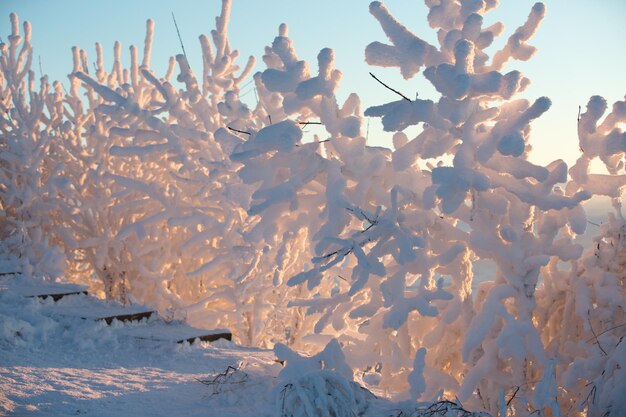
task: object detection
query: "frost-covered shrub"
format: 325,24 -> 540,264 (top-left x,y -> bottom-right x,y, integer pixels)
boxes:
54,2 -> 301,346
241,1 -> 624,415
0,14 -> 66,279
274,339 -> 372,417
1,1 -> 624,415
535,97 -> 626,416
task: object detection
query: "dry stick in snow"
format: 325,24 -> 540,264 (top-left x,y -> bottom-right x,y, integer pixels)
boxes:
369,72 -> 411,102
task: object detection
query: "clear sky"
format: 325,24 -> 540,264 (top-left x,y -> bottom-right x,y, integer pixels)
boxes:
1,0 -> 625,167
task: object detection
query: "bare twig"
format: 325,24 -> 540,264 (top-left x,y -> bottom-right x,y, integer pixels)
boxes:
507,386 -> 520,406
297,120 -> 323,129
588,314 -> 608,356
197,365 -> 248,395
581,383 -> 597,410
369,72 -> 411,102
171,12 -> 187,60
577,105 -> 582,124
228,126 -> 251,135
407,399 -> 486,417
280,383 -> 293,415
585,323 -> 626,343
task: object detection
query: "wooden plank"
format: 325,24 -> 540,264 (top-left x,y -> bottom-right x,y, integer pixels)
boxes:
178,331 -> 232,344
50,304 -> 156,325
118,321 -> 232,344
30,291 -> 88,302
1,279 -> 88,301
99,310 -> 155,325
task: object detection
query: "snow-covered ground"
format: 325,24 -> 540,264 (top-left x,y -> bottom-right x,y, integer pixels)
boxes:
0,282 -> 279,416
1,276 -> 441,417
0,274 -> 496,417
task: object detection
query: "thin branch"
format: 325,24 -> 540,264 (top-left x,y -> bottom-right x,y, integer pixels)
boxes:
171,12 -> 188,60
38,55 -> 43,78
196,365 -> 248,395
369,72 -> 411,102
577,105 -> 582,124
297,120 -> 323,130
585,323 -> 626,342
581,384 -> 597,410
228,126 -> 251,135
588,314 -> 608,356
507,386 -> 520,406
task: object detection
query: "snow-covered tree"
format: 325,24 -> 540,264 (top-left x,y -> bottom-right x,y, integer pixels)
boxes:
0,14 -> 66,279
1,3 -> 296,346
240,1 -> 624,415
2,1 -> 624,415
535,96 -> 626,416
56,1 -> 293,345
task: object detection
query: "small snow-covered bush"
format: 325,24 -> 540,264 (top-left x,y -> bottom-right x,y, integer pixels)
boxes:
279,370 -> 365,417
275,339 -> 372,417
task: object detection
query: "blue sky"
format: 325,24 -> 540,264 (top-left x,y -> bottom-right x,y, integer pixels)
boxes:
1,0 -> 625,166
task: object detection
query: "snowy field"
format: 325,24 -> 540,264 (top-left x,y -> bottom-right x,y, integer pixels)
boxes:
0,277 -> 442,417
0,283 -> 276,417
